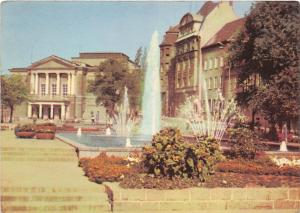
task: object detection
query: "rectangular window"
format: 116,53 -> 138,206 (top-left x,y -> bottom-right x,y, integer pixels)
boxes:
204,60 -> 208,70
209,59 -> 213,70
214,57 -> 218,68
214,77 -> 218,89
205,79 -> 209,89
52,84 -> 57,96
41,84 -> 46,96
220,57 -> 224,67
63,84 -> 68,96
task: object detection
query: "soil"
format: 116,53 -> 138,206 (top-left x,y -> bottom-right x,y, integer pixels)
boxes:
120,172 -> 300,189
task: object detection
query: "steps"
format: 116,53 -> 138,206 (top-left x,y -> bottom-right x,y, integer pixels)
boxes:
0,131 -> 111,213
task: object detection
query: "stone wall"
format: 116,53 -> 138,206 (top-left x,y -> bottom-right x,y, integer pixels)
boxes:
105,183 -> 300,212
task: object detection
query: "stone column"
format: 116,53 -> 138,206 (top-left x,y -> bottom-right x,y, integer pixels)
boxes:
27,103 -> 32,118
39,104 -> 42,119
30,73 -> 34,94
50,104 -> 54,119
35,73 -> 39,94
71,73 -> 75,95
56,73 -> 60,95
67,73 -> 71,95
61,104 -> 65,121
45,73 -> 49,95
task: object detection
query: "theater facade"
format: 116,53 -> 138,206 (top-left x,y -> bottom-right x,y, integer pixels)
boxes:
10,53 -> 138,122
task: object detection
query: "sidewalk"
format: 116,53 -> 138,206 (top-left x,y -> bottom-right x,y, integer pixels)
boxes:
0,130 -> 111,213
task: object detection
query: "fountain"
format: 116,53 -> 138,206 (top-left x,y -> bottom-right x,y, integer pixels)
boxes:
114,86 -> 134,147
180,81 -> 237,143
141,31 -> 161,135
279,124 -> 288,152
77,128 -> 82,137
56,32 -> 160,152
105,127 -> 111,136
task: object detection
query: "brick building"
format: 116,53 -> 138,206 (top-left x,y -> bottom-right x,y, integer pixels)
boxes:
160,1 -> 245,116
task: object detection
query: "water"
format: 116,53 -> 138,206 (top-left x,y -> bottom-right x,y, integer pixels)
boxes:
141,31 -> 161,135
179,79 -> 237,142
58,132 -> 151,148
77,128 -> 82,137
115,86 -> 133,137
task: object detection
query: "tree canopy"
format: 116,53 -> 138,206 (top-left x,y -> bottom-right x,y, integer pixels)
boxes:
88,59 -> 141,117
229,1 -> 300,134
1,74 -> 29,123
230,1 -> 299,82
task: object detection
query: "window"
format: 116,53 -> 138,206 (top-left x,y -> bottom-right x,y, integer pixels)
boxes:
63,84 -> 68,96
41,84 -> 46,96
214,58 -> 218,68
166,53 -> 170,57
205,79 -> 209,89
214,77 -> 218,89
209,59 -> 213,69
219,76 -> 222,88
52,84 -> 57,96
220,57 -> 224,67
204,60 -> 208,70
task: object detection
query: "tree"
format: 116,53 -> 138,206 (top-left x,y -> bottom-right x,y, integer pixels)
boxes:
254,69 -> 299,138
1,74 -> 29,123
134,47 -> 142,66
88,59 -> 141,118
229,1 -> 300,131
230,2 -> 299,82
141,47 -> 147,73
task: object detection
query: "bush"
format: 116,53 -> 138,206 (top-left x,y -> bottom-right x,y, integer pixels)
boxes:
227,127 -> 265,160
142,128 -> 223,181
79,153 -> 131,183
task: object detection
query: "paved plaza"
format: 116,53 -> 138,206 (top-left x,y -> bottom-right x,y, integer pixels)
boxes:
0,130 -> 110,213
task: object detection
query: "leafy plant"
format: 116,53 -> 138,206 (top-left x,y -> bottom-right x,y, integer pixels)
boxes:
227,127 -> 265,160
142,128 -> 223,181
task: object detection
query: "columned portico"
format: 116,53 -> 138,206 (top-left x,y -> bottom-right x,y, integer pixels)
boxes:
56,73 -> 60,95
50,104 -> 54,119
35,73 -> 39,94
28,102 -> 68,120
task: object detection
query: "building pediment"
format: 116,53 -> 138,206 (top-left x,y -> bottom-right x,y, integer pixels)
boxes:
28,55 -> 76,70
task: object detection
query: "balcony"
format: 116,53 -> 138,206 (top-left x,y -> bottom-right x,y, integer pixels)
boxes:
30,94 -> 73,101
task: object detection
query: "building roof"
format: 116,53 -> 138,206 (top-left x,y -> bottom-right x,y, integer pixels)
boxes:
9,68 -> 28,72
74,52 -> 130,60
197,1 -> 219,17
202,17 -> 245,49
160,25 -> 179,46
27,55 -> 78,69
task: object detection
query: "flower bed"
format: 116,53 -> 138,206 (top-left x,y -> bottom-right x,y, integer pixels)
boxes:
15,131 -> 35,138
14,124 -> 35,138
216,160 -> 300,177
35,132 -> 55,140
79,153 -> 134,183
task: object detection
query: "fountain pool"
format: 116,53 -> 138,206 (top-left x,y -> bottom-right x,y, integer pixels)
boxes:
57,132 -> 151,148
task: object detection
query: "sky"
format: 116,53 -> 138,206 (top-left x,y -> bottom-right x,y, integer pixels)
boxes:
0,1 -> 252,74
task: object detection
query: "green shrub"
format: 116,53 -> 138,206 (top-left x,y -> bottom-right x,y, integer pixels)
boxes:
142,128 -> 223,181
227,127 -> 265,160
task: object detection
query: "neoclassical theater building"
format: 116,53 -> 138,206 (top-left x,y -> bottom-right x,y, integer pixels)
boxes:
160,1 -> 245,116
10,53 -> 138,122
